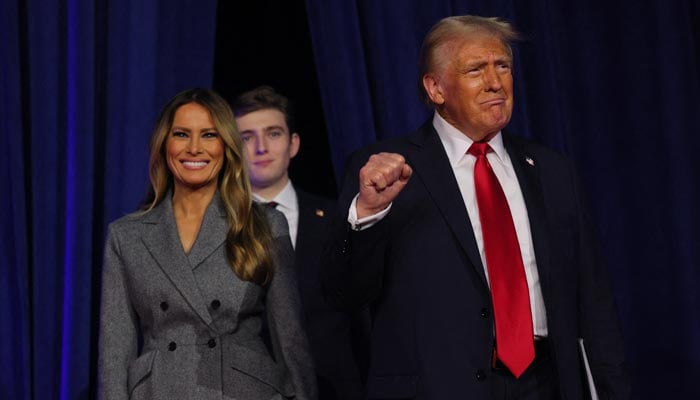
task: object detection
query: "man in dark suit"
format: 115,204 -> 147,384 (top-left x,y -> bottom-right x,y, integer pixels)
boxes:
233,86 -> 367,399
323,15 -> 630,399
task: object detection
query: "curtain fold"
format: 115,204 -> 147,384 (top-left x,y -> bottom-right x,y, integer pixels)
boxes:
1,0 -> 217,398
1,1 -> 31,399
305,0 -> 700,397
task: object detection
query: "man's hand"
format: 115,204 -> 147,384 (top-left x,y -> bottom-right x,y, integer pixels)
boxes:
356,152 -> 412,218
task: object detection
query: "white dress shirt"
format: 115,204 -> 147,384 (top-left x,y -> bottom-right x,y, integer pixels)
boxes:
253,180 -> 299,248
348,112 -> 548,336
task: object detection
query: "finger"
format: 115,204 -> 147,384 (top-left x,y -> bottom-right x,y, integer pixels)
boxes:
365,153 -> 406,184
359,167 -> 386,190
399,164 -> 412,182
369,171 -> 388,191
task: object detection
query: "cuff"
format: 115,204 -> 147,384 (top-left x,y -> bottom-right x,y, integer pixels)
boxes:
347,194 -> 391,231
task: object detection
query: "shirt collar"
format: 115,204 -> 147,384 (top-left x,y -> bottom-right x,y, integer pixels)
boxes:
432,111 -> 507,165
252,180 -> 298,212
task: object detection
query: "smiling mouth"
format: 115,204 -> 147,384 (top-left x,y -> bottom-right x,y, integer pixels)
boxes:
182,161 -> 209,169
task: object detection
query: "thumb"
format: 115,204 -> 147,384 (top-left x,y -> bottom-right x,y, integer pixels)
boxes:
399,163 -> 413,183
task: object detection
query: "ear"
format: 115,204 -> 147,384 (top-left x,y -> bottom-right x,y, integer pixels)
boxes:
422,74 -> 445,105
289,132 -> 300,159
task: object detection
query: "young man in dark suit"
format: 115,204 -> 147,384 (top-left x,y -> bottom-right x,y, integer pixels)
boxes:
323,15 -> 630,399
233,86 -> 367,399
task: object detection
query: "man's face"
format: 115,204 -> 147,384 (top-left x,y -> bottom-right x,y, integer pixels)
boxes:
423,34 -> 514,141
236,108 -> 299,193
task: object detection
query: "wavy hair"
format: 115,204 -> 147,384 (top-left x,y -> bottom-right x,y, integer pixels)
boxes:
143,88 -> 273,285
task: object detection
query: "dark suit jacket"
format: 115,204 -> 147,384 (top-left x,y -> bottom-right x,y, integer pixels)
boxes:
294,188 -> 368,400
98,193 -> 317,400
323,121 -> 630,400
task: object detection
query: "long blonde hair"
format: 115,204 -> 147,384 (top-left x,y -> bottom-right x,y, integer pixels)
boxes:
143,88 -> 273,285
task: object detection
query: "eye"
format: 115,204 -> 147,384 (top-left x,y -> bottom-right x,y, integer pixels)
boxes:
172,130 -> 188,138
497,62 -> 511,72
466,67 -> 481,76
202,131 -> 219,139
240,134 -> 253,142
269,130 -> 283,138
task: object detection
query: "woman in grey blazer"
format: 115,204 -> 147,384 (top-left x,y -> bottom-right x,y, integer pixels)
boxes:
98,88 -> 317,399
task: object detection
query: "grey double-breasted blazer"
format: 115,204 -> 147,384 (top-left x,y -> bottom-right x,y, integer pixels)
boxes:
98,193 -> 317,400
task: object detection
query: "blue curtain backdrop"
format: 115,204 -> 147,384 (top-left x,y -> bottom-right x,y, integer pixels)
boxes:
3,0 -> 700,398
306,0 -> 700,398
0,0 -> 217,398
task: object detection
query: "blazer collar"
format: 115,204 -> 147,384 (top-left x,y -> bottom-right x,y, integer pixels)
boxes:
502,133 -> 552,294
140,191 -> 227,328
406,122 -> 488,287
406,124 -> 552,291
187,194 -> 228,269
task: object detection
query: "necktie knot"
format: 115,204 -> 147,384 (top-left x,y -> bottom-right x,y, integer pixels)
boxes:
468,142 -> 492,157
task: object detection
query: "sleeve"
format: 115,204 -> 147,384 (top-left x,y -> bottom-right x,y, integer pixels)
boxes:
571,164 -> 631,399
266,212 -> 319,400
97,224 -> 139,400
347,193 -> 392,231
321,149 -> 392,310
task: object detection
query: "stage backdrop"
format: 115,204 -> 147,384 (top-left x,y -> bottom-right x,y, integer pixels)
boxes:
2,0 -> 700,399
306,0 -> 700,398
0,0 -> 217,398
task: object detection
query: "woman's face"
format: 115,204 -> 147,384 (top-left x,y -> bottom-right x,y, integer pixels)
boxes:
166,102 -> 225,193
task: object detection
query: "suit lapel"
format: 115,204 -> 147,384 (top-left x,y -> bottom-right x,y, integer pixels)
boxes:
294,190 -> 323,262
295,194 -> 309,269
503,134 -> 552,295
140,195 -> 215,327
406,123 -> 488,286
187,195 -> 228,270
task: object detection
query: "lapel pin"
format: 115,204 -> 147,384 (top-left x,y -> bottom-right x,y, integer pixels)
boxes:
315,209 -> 325,217
525,157 -> 535,166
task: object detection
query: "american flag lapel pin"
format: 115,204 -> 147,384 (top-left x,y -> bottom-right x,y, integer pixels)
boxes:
525,156 -> 535,166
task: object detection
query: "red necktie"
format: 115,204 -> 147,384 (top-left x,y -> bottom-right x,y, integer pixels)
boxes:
468,142 -> 534,378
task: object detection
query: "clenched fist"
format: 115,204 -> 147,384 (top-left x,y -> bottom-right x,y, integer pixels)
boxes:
357,152 -> 412,218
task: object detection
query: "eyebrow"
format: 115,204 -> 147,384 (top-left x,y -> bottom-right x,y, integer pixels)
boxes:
171,126 -> 218,132
240,125 -> 287,134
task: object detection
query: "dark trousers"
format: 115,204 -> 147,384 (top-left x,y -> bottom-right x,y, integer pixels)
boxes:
490,340 -> 561,400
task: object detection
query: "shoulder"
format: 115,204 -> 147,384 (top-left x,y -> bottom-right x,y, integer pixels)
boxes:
295,187 -> 335,210
105,199 -> 172,242
106,209 -> 151,234
503,132 -> 573,167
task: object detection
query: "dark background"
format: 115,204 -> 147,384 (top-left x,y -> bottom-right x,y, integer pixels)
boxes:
213,0 -> 337,198
2,0 -> 698,399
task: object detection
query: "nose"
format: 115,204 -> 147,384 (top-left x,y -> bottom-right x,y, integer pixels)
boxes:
483,65 -> 503,92
255,136 -> 268,155
187,136 -> 201,154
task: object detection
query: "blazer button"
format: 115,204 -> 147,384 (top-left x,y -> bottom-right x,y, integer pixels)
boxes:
160,301 -> 169,311
211,299 -> 221,310
208,338 -> 216,348
475,369 -> 487,382
168,342 -> 177,351
480,307 -> 490,318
